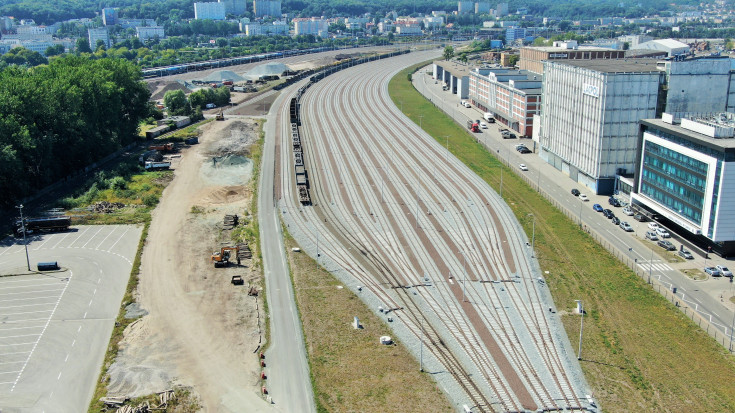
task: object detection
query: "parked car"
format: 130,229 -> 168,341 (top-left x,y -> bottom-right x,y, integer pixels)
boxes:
608,196 -> 621,207
480,121 -> 487,129
633,213 -> 648,222
463,102 -> 471,108
519,164 -> 528,171
620,221 -> 633,232
622,206 -> 634,216
655,227 -> 670,238
571,188 -> 580,196
579,194 -> 589,202
705,266 -> 722,277
602,209 -> 614,218
593,204 -> 603,212
519,147 -> 532,154
648,222 -> 660,230
645,231 -> 659,241
611,216 -> 620,225
716,265 -> 733,277
678,249 -> 694,259
658,240 -> 676,251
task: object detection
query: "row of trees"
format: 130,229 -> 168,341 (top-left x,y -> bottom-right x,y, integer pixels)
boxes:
0,56 -> 151,206
163,88 -> 230,117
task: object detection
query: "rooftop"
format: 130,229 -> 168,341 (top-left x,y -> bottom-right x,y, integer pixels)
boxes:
642,114 -> 735,150
523,45 -> 621,53
547,58 -> 661,73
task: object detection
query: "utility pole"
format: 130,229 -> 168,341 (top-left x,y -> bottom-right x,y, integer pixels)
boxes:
577,300 -> 584,360
460,251 -> 467,302
420,316 -> 424,372
16,204 -> 31,271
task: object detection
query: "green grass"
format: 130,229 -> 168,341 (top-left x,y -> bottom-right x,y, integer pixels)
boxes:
390,62 -> 735,412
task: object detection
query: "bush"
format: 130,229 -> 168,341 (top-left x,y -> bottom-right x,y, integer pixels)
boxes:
109,176 -> 127,190
142,194 -> 158,207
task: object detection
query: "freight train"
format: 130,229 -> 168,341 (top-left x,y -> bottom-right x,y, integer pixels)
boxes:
289,48 -> 411,206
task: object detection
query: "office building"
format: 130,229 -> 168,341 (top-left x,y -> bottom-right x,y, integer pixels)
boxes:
633,113 -> 735,255
469,68 -> 541,137
293,18 -> 328,37
219,0 -> 246,15
102,8 -> 118,26
88,27 -> 110,49
253,0 -> 281,17
136,26 -> 165,41
519,41 -> 626,75
194,2 -> 226,20
538,56 -> 735,194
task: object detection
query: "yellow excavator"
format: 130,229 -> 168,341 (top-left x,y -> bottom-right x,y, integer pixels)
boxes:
211,246 -> 240,267
215,109 -> 225,121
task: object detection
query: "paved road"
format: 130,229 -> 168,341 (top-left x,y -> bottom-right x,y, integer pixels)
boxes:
259,84 -> 316,412
0,225 -> 141,412
413,69 -> 735,346
278,50 -> 593,412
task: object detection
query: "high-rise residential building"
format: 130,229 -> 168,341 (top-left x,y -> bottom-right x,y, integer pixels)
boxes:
293,18 -> 328,37
475,2 -> 491,14
457,1 -> 473,14
88,27 -> 110,49
243,21 -> 287,36
633,113 -> 735,256
253,0 -> 281,18
495,2 -> 509,17
194,2 -> 226,20
102,8 -> 118,26
218,0 -> 246,15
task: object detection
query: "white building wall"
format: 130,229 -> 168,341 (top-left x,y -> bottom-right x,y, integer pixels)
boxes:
714,162 -> 735,241
664,59 -> 730,116
194,2 -> 226,20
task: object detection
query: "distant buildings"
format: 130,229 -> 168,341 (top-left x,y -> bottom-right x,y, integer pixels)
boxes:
475,2 -> 491,14
218,0 -> 247,15
633,39 -> 690,57
293,18 -> 328,37
457,1 -> 474,14
253,0 -> 281,18
136,26 -> 165,41
194,2 -> 227,20
88,27 -> 110,49
243,21 -> 287,36
102,8 -> 118,26
519,41 -> 626,75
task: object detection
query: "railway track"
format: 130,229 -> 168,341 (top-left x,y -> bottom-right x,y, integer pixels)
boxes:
276,50 -> 595,412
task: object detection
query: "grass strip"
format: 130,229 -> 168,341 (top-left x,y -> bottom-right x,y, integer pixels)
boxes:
389,62 -> 735,412
282,230 -> 453,413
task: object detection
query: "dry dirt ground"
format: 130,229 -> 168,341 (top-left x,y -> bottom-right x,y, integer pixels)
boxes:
106,119 -> 273,412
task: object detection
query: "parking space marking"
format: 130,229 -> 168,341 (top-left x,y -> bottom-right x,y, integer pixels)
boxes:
94,227 -> 117,250
81,227 -> 105,249
49,231 -> 73,249
105,226 -> 130,252
63,227 -> 90,248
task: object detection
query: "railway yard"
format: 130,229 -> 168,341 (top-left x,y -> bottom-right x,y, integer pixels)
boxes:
278,50 -> 593,411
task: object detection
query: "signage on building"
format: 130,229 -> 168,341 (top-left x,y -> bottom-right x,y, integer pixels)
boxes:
549,53 -> 568,58
582,83 -> 599,98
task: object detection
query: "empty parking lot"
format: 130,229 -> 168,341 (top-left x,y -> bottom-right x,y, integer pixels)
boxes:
0,224 -> 142,412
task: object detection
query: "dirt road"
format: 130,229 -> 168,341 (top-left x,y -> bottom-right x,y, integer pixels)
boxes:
107,119 -> 274,412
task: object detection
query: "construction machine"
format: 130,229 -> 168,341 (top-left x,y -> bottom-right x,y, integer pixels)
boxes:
211,246 -> 240,267
216,110 -> 225,121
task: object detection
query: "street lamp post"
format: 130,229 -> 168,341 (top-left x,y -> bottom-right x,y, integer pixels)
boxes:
578,200 -> 583,227
576,300 -> 584,360
420,316 -> 424,371
459,251 -> 467,302
419,114 -> 424,130
648,246 -> 654,284
527,214 -> 536,258
16,204 -> 31,271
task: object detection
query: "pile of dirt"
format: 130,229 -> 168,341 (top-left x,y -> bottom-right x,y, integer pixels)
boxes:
149,81 -> 191,101
204,120 -> 260,157
202,70 -> 245,83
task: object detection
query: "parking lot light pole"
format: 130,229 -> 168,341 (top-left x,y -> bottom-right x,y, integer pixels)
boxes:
16,204 -> 31,271
648,247 -> 654,284
576,300 -> 584,360
459,251 -> 467,302
527,214 -> 536,258
578,200 -> 583,227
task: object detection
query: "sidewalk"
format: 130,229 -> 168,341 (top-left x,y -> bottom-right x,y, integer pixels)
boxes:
411,66 -> 735,347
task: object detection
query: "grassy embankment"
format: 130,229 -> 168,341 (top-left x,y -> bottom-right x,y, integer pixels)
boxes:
390,62 -> 735,411
85,121 -> 212,412
283,231 -> 453,413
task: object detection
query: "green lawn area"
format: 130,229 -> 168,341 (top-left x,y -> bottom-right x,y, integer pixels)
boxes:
390,62 -> 735,412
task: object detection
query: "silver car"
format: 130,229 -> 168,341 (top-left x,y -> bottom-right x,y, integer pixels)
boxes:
645,231 -> 658,241
716,265 -> 733,277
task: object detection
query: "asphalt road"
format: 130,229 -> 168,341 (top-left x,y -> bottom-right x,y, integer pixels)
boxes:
259,84 -> 316,412
0,225 -> 141,413
414,69 -> 735,346
277,50 -> 592,412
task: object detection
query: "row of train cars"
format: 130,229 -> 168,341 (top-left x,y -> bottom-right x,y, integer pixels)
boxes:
287,48 -> 411,205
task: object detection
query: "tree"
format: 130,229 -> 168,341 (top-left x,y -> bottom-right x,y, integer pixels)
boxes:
1,47 -> 48,66
164,89 -> 191,116
45,44 -> 66,56
443,45 -> 454,61
76,37 -> 92,53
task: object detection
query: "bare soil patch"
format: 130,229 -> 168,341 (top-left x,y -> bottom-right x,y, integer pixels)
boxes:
104,118 -> 271,412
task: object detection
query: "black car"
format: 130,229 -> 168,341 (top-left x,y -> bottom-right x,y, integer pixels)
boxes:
608,196 -> 621,207
658,240 -> 676,251
611,216 -> 620,225
519,148 -> 532,154
602,209 -> 614,218
571,188 -> 580,196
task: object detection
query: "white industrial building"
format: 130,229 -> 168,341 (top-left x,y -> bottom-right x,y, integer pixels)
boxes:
633,113 -> 735,256
136,26 -> 165,41
243,21 -> 288,36
253,0 -> 281,17
396,25 -> 422,35
633,38 -> 690,57
88,27 -> 110,49
538,56 -> 735,194
293,18 -> 328,37
194,2 -> 226,20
